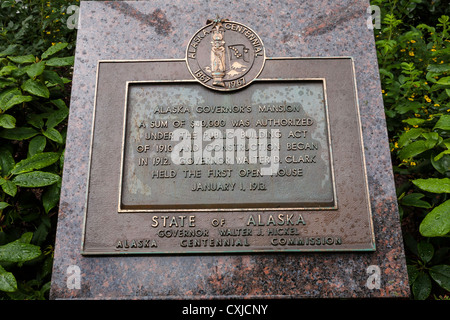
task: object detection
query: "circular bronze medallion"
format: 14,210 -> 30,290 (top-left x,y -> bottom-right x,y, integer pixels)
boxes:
186,20 -> 266,91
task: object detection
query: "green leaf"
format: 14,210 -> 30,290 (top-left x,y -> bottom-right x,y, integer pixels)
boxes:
40,256 -> 53,281
420,200 -> 450,237
46,108 -> 69,129
402,118 -> 426,126
0,87 -> 21,112
0,265 -> 17,293
431,153 -> 450,174
10,65 -> 31,78
438,15 -> 449,23
0,127 -> 38,140
42,183 -> 61,214
395,101 -> 421,114
21,79 -> 50,98
376,39 -> 397,53
385,109 -> 396,118
430,149 -> 450,162
1,180 -> 16,197
379,68 -> 394,79
2,94 -> 33,112
412,178 -> 450,193
427,63 -> 450,73
0,238 -> 41,263
0,65 -> 17,77
43,127 -> 63,144
407,264 -> 420,284
436,76 -> 450,85
42,70 -> 64,86
400,193 -> 432,208
18,232 -> 33,244
26,114 -> 44,129
60,150 -> 65,169
45,56 -> 74,67
25,61 -> 45,79
0,147 -> 15,176
7,55 -> 35,64
41,43 -> 69,60
422,132 -> 441,147
32,217 -> 51,246
398,140 -> 434,160
0,202 -> 9,210
12,171 -> 61,188
40,281 -> 51,297
417,241 -> 434,263
429,265 -> 450,292
412,272 -> 431,300
28,135 -> 46,157
51,99 -> 68,110
398,128 -> 424,148
10,152 -> 60,175
0,78 -> 16,89
0,45 -> 19,57
434,115 -> 450,131
0,114 -> 16,129
446,89 -> 450,97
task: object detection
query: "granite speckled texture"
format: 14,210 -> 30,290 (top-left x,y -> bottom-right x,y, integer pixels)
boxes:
50,0 -> 410,299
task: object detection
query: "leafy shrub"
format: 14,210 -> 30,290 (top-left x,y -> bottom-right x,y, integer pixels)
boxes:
0,0 -> 77,299
372,0 -> 449,299
0,0 -> 78,55
0,43 -> 74,299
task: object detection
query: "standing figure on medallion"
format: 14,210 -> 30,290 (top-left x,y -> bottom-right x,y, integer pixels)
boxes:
210,23 -> 226,87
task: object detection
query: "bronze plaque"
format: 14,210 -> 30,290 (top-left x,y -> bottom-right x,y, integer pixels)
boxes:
81,21 -> 375,255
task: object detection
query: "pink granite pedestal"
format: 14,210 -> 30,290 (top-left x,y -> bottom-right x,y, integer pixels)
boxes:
50,0 -> 410,299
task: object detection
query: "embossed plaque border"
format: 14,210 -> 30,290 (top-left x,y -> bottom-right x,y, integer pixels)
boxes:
81,57 -> 376,255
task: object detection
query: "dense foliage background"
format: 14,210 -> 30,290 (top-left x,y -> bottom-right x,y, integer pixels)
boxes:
0,0 -> 448,299
0,0 -> 78,299
371,0 -> 449,299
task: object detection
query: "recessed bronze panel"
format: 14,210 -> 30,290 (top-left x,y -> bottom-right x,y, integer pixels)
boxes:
120,80 -> 335,211
82,57 -> 375,255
